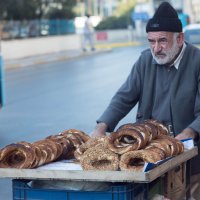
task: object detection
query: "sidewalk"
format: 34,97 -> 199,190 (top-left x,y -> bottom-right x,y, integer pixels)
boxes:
4,41 -> 141,70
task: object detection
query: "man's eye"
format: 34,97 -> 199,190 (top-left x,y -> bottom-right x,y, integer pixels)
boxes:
159,39 -> 168,44
148,40 -> 155,45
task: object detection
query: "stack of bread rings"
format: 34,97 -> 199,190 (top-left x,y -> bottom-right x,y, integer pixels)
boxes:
0,120 -> 185,172
76,119 -> 184,172
106,119 -> 169,155
0,129 -> 90,169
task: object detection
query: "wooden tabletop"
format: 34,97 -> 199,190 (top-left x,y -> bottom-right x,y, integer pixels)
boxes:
0,147 -> 197,183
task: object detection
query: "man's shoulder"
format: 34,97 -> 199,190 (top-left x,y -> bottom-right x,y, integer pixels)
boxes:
141,48 -> 151,55
184,43 -> 200,65
140,48 -> 152,60
132,48 -> 154,73
138,48 -> 153,64
186,42 -> 200,54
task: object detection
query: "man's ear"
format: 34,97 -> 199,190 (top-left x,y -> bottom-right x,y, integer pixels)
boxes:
177,32 -> 184,46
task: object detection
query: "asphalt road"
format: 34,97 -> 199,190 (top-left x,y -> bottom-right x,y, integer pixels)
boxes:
0,45 -> 146,199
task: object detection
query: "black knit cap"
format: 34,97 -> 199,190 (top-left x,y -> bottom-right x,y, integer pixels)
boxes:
146,2 -> 182,32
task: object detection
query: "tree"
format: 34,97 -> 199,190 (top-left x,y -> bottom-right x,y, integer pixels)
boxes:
114,0 -> 136,17
0,0 -> 39,20
96,0 -> 136,30
0,0 -> 76,20
45,0 -> 76,19
114,0 -> 136,26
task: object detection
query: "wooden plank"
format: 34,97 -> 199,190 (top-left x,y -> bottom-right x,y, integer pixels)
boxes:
0,168 -> 147,182
145,147 -> 198,182
0,147 -> 197,183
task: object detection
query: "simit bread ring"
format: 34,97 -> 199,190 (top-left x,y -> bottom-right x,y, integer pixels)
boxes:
80,143 -> 119,171
144,119 -> 169,136
119,149 -> 163,172
0,143 -> 35,168
117,123 -> 151,146
59,129 -> 90,144
106,128 -> 145,154
156,135 -> 184,155
74,136 -> 107,161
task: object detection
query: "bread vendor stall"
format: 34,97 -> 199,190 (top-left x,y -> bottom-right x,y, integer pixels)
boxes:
0,120 -> 198,200
0,147 -> 197,200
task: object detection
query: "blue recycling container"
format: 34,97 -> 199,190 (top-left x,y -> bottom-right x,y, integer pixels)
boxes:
0,55 -> 5,107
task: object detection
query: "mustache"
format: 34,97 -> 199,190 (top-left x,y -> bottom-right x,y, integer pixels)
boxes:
154,52 -> 166,57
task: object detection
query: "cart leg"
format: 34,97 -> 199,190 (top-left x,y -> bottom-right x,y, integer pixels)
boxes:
186,160 -> 191,199
144,183 -> 149,200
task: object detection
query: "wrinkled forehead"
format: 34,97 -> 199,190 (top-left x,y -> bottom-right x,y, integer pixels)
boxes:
147,31 -> 174,40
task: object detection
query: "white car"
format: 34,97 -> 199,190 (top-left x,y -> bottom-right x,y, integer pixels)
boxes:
183,24 -> 200,45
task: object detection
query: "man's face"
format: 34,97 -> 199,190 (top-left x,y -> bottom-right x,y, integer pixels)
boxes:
147,31 -> 182,65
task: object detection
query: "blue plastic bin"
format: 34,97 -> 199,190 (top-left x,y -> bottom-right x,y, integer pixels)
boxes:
0,55 -> 5,107
12,179 -> 145,200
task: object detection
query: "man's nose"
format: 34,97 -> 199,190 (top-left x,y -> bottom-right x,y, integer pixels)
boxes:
154,42 -> 161,53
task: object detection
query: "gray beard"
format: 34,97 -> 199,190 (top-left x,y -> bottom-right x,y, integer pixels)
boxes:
151,42 -> 180,65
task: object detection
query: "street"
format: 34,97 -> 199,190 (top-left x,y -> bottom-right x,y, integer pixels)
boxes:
0,45 -> 146,199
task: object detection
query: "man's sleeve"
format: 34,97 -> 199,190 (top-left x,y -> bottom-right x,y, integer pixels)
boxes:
97,60 -> 142,131
188,72 -> 200,139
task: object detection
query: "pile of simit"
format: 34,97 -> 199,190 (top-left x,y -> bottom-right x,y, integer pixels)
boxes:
0,120 -> 184,172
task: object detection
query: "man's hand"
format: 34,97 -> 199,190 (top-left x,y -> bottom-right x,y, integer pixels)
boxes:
175,127 -> 198,141
91,122 -> 108,138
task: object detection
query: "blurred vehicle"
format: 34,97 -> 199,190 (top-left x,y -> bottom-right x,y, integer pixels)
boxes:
40,20 -> 49,36
1,26 -> 11,40
28,21 -> 40,37
2,25 -> 20,40
11,27 -> 20,38
19,26 -> 29,38
184,24 -> 200,45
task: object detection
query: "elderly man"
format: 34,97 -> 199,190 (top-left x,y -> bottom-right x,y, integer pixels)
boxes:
92,2 -> 200,199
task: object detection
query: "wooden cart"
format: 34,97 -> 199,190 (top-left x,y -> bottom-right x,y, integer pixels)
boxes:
0,147 -> 198,200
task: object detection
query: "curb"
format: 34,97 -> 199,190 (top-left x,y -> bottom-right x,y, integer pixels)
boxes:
4,41 -> 141,70
4,48 -> 112,70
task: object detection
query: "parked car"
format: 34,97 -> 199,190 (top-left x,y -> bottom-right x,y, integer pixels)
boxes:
2,25 -> 20,40
183,24 -> 200,45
